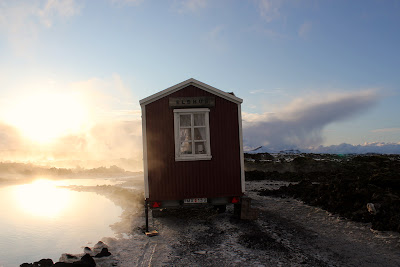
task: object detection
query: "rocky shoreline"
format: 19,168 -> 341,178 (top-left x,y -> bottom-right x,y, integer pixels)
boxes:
17,184 -> 144,267
20,241 -> 115,267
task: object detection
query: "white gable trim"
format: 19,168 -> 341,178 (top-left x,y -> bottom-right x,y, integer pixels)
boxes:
238,104 -> 245,193
139,78 -> 243,106
141,105 -> 149,198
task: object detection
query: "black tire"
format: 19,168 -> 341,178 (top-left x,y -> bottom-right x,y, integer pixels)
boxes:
214,205 -> 226,213
152,209 -> 162,218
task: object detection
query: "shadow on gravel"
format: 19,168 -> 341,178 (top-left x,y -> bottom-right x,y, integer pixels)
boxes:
152,206 -> 219,220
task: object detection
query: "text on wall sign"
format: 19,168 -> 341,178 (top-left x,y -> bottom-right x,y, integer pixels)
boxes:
169,97 -> 215,108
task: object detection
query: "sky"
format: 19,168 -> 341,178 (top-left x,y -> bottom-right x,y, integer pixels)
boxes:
0,0 -> 400,163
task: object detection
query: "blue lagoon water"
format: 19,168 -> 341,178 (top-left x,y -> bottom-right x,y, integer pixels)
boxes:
0,177 -> 129,267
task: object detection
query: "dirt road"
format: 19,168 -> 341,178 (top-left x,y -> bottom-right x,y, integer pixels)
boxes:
106,180 -> 400,266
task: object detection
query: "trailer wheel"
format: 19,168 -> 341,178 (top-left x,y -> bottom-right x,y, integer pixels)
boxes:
214,205 -> 226,213
152,209 -> 163,218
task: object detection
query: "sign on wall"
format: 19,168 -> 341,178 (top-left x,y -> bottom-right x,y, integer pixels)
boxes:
169,97 -> 215,108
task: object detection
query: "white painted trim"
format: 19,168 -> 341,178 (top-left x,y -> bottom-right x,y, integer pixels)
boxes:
175,155 -> 212,161
238,104 -> 245,193
174,111 -> 179,160
205,110 -> 211,157
174,108 -> 211,161
139,78 -> 243,106
141,105 -> 149,198
173,108 -> 210,113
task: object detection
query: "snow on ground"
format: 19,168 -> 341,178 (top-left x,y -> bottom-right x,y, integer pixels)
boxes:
57,180 -> 400,266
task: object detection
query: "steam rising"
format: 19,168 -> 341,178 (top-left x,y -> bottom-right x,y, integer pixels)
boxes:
0,75 -> 143,171
0,120 -> 143,171
0,86 -> 392,166
243,90 -> 380,151
0,122 -> 24,151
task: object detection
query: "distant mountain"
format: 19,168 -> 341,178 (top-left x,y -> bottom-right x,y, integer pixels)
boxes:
245,146 -> 302,154
244,146 -> 270,154
279,149 -> 302,154
248,146 -> 263,152
244,142 -> 400,155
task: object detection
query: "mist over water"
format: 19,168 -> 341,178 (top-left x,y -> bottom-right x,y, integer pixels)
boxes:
0,178 -> 125,266
0,120 -> 143,171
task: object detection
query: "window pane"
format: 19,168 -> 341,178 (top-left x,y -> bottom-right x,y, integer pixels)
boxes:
180,142 -> 192,154
179,128 -> 191,142
180,114 -> 191,127
195,142 -> 206,154
194,127 -> 206,140
194,114 -> 205,126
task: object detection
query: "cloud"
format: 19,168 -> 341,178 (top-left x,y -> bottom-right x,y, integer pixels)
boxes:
66,75 -> 143,166
249,88 -> 286,95
306,142 -> 400,154
256,0 -> 283,22
248,23 -> 289,40
0,119 -> 144,170
254,1 -> 313,40
110,0 -> 144,7
0,0 -> 81,54
70,74 -> 140,121
38,0 -> 81,27
248,142 -> 400,154
243,89 -> 381,151
298,21 -> 312,38
0,122 -> 24,151
203,25 -> 228,51
371,128 -> 400,133
0,74 -> 143,169
54,120 -> 143,160
250,89 -> 266,94
175,0 -> 207,13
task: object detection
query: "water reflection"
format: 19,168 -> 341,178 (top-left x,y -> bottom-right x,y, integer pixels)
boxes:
0,178 -> 125,267
13,179 -> 71,218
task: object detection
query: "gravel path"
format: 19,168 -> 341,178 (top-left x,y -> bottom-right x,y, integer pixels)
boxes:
95,180 -> 400,266
248,181 -> 400,267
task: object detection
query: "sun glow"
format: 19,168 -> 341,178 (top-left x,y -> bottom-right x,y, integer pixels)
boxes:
5,91 -> 89,143
13,179 -> 71,218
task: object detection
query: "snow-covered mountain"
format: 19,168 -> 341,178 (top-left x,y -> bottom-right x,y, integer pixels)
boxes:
244,142 -> 400,155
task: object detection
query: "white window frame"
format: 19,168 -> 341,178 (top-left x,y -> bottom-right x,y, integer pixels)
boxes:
173,108 -> 212,161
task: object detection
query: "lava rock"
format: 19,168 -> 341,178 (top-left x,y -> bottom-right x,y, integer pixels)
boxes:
93,241 -> 108,254
20,259 -> 54,267
36,259 -> 54,267
53,263 -> 74,266
83,247 -> 93,256
257,154 -> 400,232
94,247 -> 111,258
65,254 -> 78,260
77,254 -> 96,266
54,254 -> 96,267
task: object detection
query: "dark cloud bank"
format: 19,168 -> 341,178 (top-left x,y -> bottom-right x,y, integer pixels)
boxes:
243,90 -> 400,154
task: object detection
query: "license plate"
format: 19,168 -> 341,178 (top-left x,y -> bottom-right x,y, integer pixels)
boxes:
184,198 -> 207,204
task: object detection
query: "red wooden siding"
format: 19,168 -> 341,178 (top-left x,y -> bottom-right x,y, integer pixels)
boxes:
145,85 -> 242,201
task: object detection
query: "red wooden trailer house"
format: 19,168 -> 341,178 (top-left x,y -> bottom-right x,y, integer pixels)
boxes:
140,78 -> 245,228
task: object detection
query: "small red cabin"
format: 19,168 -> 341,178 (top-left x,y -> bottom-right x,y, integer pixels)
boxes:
140,78 -> 245,212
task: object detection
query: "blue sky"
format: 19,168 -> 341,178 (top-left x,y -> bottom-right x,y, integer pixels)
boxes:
0,0 -> 399,157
